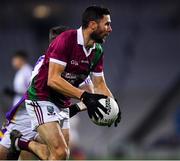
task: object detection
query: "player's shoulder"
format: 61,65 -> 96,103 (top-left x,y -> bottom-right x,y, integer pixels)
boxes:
56,29 -> 77,41
62,29 -> 77,36
21,64 -> 32,72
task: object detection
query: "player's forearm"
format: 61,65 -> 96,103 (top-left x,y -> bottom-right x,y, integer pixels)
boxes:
92,75 -> 113,97
94,83 -> 113,98
47,75 -> 84,99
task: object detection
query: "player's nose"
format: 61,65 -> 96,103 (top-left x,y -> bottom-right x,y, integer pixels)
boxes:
108,26 -> 112,33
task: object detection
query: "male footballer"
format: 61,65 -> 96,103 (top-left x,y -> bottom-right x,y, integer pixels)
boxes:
8,6 -> 121,160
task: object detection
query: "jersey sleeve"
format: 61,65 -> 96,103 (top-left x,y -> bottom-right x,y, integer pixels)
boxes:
24,66 -> 33,87
92,55 -> 104,77
48,34 -> 69,66
14,66 -> 32,94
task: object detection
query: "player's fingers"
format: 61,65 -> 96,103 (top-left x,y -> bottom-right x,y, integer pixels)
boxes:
117,115 -> 121,122
95,108 -> 103,119
115,121 -> 118,127
87,111 -> 93,119
108,120 -> 114,127
92,112 -> 99,121
97,103 -> 108,114
114,118 -> 120,127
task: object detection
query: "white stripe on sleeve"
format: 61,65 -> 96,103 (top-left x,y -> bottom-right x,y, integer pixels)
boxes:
92,71 -> 104,77
50,58 -> 67,66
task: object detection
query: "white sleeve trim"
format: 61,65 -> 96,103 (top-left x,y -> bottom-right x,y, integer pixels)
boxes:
50,58 -> 67,66
92,71 -> 104,77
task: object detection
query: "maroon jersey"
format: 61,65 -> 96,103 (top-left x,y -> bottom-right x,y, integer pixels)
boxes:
27,28 -> 104,107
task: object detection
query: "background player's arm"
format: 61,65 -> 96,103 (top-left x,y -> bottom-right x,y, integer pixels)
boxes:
47,62 -> 84,99
92,74 -> 113,98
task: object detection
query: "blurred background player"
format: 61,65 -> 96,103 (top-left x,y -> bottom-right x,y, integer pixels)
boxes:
3,51 -> 32,105
1,50 -> 33,160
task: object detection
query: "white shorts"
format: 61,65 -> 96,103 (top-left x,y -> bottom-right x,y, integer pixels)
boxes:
0,123 -> 37,149
25,100 -> 70,131
79,75 -> 92,87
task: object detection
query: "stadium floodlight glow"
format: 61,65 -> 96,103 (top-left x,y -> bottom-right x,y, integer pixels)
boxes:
33,5 -> 51,19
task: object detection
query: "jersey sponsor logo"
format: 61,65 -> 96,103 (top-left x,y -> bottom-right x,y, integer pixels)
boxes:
62,72 -> 77,79
71,60 -> 78,66
81,60 -> 89,64
47,106 -> 56,115
61,71 -> 88,86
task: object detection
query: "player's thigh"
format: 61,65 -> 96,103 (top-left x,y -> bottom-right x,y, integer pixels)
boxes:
35,134 -> 45,144
0,144 -> 8,160
37,121 -> 68,152
35,128 -> 69,146
62,128 -> 70,147
19,150 -> 38,160
60,117 -> 70,147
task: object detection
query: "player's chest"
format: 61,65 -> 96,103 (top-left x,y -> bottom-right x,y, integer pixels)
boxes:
65,46 -> 95,73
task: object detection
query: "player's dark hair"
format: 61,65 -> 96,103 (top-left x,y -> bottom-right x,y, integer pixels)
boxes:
13,50 -> 28,61
49,25 -> 69,43
82,6 -> 110,29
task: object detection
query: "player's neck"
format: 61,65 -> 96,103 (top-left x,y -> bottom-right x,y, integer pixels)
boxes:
82,29 -> 95,49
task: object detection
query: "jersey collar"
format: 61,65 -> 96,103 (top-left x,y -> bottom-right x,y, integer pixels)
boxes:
77,27 -> 95,57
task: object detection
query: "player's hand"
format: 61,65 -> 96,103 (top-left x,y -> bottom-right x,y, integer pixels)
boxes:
80,91 -> 108,120
114,109 -> 121,127
69,102 -> 87,118
69,104 -> 81,118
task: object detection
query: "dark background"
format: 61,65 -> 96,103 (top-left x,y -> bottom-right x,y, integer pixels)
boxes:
0,0 -> 180,159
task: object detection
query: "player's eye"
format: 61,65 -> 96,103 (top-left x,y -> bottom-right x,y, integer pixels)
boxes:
105,22 -> 111,26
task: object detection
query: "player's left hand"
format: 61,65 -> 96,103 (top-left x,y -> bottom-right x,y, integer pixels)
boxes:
80,91 -> 108,120
69,104 -> 81,118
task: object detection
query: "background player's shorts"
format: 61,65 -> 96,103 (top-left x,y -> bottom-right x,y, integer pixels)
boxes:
79,75 -> 92,87
0,123 -> 36,149
25,100 -> 70,131
0,128 -> 7,142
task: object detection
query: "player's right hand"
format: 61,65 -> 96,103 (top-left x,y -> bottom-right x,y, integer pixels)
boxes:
80,91 -> 108,120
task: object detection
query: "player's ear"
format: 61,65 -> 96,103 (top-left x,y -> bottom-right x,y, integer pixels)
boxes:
89,21 -> 98,31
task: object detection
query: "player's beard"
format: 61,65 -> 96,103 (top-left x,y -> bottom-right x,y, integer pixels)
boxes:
90,30 -> 105,44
